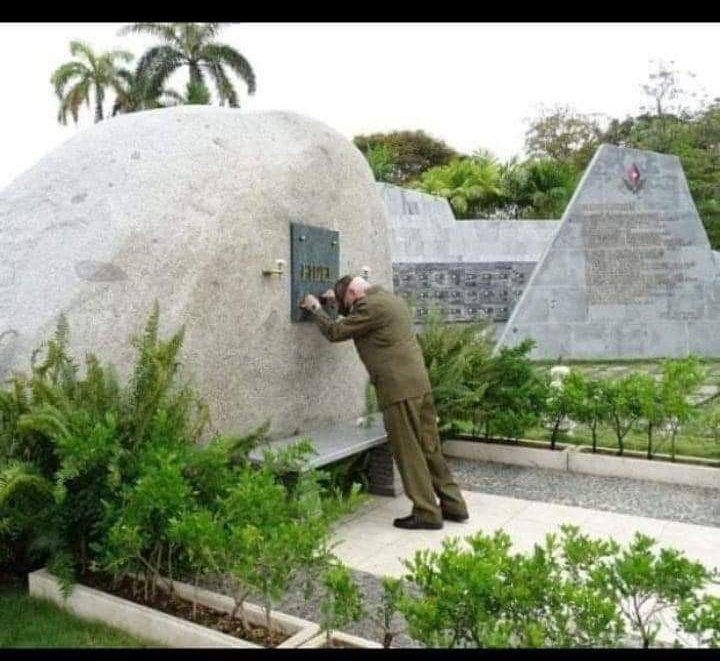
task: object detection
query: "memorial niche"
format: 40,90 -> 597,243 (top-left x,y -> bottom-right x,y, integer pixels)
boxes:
290,222 -> 340,322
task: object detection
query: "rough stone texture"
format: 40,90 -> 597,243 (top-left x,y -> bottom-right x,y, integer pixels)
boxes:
0,107 -> 392,438
497,144 -> 720,359
378,183 -> 559,324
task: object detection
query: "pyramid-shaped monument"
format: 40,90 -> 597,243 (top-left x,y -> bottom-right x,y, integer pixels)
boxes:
496,144 -> 720,359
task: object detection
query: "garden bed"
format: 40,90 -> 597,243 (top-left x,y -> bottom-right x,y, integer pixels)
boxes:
443,437 -> 720,489
29,568 -> 319,648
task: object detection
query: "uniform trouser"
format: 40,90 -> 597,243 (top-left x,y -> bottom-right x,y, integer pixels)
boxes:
382,392 -> 468,524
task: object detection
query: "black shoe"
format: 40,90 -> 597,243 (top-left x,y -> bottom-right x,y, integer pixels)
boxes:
442,510 -> 469,523
393,514 -> 443,530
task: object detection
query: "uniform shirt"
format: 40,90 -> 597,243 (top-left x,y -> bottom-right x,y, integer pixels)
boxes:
311,285 -> 432,410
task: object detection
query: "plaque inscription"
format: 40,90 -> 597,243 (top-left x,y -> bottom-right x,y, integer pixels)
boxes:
290,222 -> 340,322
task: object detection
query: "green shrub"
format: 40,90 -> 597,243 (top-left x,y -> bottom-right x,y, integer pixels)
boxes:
320,564 -> 365,645
396,526 -> 715,648
416,308 -> 493,435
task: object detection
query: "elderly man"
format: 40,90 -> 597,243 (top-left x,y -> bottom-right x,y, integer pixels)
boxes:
300,275 -> 468,530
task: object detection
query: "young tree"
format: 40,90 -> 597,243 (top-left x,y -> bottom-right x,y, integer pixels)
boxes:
544,369 -> 584,450
633,373 -> 665,460
374,577 -> 406,648
604,374 -> 645,456
569,375 -> 610,453
658,357 -> 705,461
590,533 -> 711,648
319,564 -> 365,646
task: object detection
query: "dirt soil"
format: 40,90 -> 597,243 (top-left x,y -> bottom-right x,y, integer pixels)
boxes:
80,572 -> 288,647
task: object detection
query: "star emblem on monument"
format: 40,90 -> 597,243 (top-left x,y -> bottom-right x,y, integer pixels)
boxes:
623,162 -> 644,194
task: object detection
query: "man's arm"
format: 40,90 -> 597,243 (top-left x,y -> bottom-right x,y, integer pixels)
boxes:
308,299 -> 383,343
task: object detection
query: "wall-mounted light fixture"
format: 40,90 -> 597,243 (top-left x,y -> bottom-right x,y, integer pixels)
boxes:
263,258 -> 286,277
361,265 -> 371,281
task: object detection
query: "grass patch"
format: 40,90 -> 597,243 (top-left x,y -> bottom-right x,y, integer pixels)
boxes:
452,358 -> 720,460
523,423 -> 720,461
0,582 -> 151,648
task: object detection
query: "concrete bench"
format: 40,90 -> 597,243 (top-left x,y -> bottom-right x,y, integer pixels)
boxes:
249,418 -> 403,496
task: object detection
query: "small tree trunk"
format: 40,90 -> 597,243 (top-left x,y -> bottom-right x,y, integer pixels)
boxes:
551,416 -> 562,450
94,87 -> 104,123
591,421 -> 598,453
615,419 -> 625,456
671,430 -> 677,462
80,533 -> 87,574
193,573 -> 199,620
646,425 -> 653,460
168,545 -> 174,598
265,603 -> 273,637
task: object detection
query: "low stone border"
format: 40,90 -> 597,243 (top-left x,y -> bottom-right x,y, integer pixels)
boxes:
157,575 -> 320,648
442,440 -> 719,490
569,447 -> 720,490
442,439 -> 569,471
299,631 -> 383,648
28,568 -> 319,648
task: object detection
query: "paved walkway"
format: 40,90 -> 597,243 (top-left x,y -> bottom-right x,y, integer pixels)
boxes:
332,490 -> 720,580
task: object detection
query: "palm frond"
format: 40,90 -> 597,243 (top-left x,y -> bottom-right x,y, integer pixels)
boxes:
201,43 -> 256,94
206,61 -> 238,107
68,40 -> 97,69
104,49 -> 135,65
50,62 -> 88,98
58,79 -> 91,125
118,22 -> 179,45
135,46 -> 184,99
199,23 -> 227,41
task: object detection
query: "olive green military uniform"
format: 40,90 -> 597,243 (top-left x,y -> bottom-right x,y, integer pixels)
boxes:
311,285 -> 468,524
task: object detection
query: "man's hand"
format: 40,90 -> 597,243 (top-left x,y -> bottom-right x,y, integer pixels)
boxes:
300,294 -> 321,312
318,289 -> 336,306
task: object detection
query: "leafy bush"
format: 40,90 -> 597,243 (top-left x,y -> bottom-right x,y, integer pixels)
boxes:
396,526 -> 716,648
416,308 -> 493,435
0,302 -> 261,582
398,527 -> 624,648
475,340 -> 547,441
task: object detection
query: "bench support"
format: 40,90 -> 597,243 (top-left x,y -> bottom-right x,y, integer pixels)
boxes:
367,442 -> 404,497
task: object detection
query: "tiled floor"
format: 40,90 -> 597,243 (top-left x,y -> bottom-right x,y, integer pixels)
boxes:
332,490 -> 720,580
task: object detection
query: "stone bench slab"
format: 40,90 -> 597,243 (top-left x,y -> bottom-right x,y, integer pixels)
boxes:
249,418 -> 388,469
249,418 -> 403,496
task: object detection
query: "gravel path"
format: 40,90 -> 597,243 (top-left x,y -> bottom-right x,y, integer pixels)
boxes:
448,457 -> 720,529
200,569 -> 421,648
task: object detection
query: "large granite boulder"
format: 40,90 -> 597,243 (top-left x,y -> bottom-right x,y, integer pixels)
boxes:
0,106 -> 392,437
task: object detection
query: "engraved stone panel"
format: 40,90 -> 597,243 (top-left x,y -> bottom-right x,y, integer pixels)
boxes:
497,145 -> 720,359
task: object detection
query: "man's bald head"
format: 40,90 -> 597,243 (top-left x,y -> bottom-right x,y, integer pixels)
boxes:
334,275 -> 371,315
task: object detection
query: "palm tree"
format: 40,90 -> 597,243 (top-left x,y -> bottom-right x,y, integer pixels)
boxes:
118,23 -> 256,108
111,68 -> 188,116
51,41 -> 134,125
414,156 -> 504,219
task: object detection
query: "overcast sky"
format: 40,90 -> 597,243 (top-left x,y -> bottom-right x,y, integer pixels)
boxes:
0,22 -> 718,191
